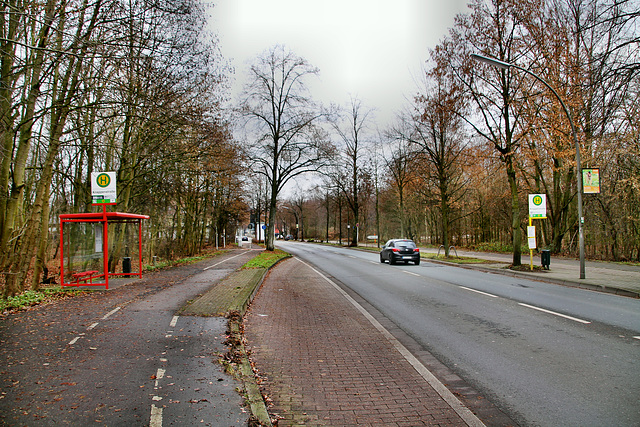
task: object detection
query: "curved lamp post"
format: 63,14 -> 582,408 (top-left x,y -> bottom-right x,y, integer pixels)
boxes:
471,53 -> 585,279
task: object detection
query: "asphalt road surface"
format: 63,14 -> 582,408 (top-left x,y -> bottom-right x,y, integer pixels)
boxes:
0,251 -> 255,426
277,241 -> 640,427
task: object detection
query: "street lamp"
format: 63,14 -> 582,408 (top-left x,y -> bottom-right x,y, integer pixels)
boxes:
471,53 -> 585,279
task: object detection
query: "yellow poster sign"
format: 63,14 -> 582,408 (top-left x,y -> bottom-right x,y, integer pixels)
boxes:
582,168 -> 600,194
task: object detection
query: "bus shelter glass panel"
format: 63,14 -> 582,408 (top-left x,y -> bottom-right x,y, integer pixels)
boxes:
62,222 -> 105,285
107,221 -> 142,275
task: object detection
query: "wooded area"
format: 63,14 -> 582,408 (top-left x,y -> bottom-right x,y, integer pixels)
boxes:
0,0 -> 244,297
256,0 -> 639,266
1,0 -> 638,297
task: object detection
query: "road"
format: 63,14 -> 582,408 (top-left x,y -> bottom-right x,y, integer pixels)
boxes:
0,251 -> 254,426
277,241 -> 640,427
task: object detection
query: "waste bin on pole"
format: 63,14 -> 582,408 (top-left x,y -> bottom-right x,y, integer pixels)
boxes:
541,250 -> 550,270
123,257 -> 131,274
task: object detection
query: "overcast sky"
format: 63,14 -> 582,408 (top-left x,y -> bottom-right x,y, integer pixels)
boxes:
210,0 -> 470,126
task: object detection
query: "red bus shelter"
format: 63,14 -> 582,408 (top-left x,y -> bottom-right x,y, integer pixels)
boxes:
59,210 -> 149,289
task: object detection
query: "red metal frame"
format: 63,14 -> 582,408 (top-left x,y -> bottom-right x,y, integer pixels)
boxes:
59,205 -> 149,289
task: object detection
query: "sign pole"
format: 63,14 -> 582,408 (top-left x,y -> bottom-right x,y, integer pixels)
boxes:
103,203 -> 109,289
529,217 -> 533,270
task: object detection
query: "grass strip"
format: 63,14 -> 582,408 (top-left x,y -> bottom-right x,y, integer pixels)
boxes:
241,249 -> 289,269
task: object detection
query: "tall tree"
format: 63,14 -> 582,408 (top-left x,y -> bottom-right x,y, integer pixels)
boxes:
239,45 -> 331,251
382,130 -> 417,240
329,97 -> 373,246
396,45 -> 469,256
450,0 -> 530,265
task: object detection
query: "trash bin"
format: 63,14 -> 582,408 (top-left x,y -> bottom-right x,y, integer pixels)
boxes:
541,250 -> 550,270
122,257 -> 131,274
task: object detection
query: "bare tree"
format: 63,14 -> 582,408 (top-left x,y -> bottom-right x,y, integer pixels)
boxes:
239,45 -> 332,251
382,130 -> 417,240
396,49 -> 469,256
329,97 -> 373,246
450,0 -> 530,265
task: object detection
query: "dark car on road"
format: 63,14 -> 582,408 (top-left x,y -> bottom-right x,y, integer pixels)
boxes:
380,239 -> 420,265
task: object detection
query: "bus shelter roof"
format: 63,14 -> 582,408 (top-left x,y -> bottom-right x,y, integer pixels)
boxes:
60,211 -> 149,221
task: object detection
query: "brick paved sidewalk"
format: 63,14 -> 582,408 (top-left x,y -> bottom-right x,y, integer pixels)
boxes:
245,257 -> 482,426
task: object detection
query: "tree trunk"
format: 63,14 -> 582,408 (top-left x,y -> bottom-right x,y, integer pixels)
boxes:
506,157 -> 522,266
441,183 -> 450,257
266,188 -> 277,251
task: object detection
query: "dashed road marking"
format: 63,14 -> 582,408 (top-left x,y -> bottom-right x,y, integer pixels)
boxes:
154,368 -> 166,389
88,322 -> 99,330
150,404 -> 163,427
151,366 -> 167,426
169,316 -> 179,328
402,270 -> 420,277
460,286 -> 499,298
68,337 -> 80,345
518,303 -> 591,324
102,306 -> 121,320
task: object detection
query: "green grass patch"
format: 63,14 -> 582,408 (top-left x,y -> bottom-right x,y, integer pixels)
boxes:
1,287 -> 86,313
469,241 -> 529,253
241,249 -> 290,269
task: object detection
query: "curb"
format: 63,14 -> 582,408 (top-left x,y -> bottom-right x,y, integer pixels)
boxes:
427,258 -> 640,299
226,256 -> 291,427
227,319 -> 272,427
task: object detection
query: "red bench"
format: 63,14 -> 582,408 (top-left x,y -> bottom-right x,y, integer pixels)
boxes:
71,270 -> 99,284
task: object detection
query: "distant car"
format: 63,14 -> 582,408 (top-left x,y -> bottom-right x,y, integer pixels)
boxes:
380,239 -> 420,265
242,236 -> 249,241
284,235 -> 293,241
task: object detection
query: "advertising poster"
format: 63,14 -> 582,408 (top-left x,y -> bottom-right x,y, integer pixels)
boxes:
582,168 -> 600,194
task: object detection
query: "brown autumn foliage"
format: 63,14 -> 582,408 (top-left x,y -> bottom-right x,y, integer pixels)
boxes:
289,0 -> 640,263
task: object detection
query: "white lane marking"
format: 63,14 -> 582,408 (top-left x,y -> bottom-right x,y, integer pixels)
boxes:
295,257 -> 485,427
633,336 -> 640,340
169,316 -> 179,328
150,404 -> 163,427
102,306 -> 121,320
68,337 -> 80,345
154,368 -> 166,388
87,322 -> 99,330
203,252 -> 245,270
402,270 -> 420,277
518,303 -> 591,324
460,286 -> 499,298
